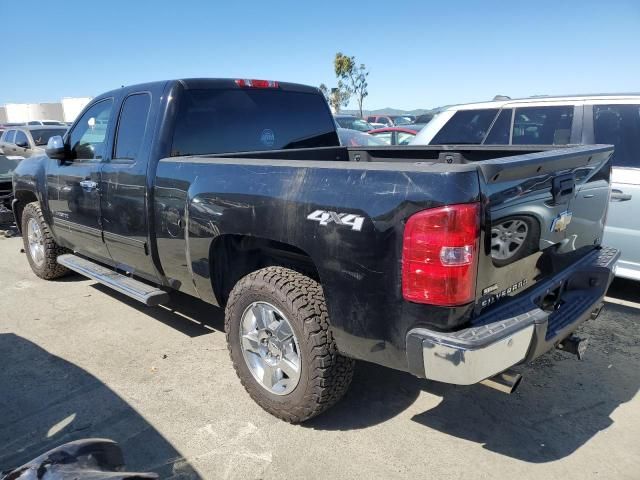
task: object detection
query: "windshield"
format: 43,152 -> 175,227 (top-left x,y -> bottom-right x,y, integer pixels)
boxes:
31,128 -> 67,146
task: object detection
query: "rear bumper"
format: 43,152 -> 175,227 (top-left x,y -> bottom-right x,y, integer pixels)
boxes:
406,246 -> 619,385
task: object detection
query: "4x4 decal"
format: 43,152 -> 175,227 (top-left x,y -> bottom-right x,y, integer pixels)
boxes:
307,210 -> 365,231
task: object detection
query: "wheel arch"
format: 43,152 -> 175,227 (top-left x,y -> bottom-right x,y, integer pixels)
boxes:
12,190 -> 39,234
208,234 -> 320,308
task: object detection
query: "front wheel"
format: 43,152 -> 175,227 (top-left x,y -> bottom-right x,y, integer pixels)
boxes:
21,202 -> 69,280
225,266 -> 355,422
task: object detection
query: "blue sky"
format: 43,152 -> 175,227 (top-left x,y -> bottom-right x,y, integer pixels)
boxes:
3,0 -> 638,110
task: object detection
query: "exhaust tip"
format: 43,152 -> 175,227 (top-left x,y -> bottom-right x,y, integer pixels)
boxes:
480,369 -> 522,394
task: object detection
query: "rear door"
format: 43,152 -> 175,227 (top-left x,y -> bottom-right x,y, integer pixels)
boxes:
101,89 -> 160,282
48,98 -> 114,263
586,101 -> 640,278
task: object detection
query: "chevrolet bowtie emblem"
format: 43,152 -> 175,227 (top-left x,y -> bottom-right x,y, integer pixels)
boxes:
551,210 -> 573,232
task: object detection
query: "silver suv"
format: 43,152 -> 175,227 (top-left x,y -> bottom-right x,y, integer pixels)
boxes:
412,94 -> 640,280
0,125 -> 67,158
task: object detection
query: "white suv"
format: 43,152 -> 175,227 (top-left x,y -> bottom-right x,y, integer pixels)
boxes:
412,94 -> 640,280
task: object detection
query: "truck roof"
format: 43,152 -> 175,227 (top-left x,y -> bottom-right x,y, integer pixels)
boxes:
97,78 -> 321,99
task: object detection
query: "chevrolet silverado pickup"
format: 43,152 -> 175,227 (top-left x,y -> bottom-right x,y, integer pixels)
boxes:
12,78 -> 618,422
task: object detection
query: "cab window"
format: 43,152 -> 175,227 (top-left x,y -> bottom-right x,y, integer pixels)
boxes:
594,104 -> 640,168
113,93 -> 152,162
68,99 -> 114,161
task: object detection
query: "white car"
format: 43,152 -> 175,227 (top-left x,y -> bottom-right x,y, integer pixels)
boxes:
412,94 -> 640,280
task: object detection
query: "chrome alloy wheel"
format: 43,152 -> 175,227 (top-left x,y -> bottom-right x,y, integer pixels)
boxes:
27,218 -> 45,267
239,301 -> 301,395
491,219 -> 529,260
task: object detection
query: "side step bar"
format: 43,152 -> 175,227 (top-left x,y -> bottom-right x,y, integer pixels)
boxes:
57,254 -> 169,306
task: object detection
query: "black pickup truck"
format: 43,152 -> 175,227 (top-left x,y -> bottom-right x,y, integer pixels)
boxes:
12,78 -> 619,422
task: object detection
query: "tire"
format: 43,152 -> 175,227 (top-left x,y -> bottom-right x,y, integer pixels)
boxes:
491,215 -> 540,267
225,266 -> 355,423
21,202 -> 70,280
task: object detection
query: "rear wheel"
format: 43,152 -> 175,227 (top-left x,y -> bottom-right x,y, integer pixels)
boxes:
21,202 -> 69,280
225,266 -> 355,422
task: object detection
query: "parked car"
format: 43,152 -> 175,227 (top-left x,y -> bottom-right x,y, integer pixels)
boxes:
26,120 -> 68,126
412,93 -> 640,280
368,127 -> 419,145
333,114 -> 373,132
337,128 -> 387,146
414,113 -> 435,124
366,115 -> 414,127
12,78 -> 617,423
0,154 -> 18,221
0,125 -> 67,158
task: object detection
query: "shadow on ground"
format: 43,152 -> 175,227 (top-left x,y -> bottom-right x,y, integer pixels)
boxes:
36,270 -> 638,465
90,284 -> 225,338
0,333 -> 200,478
307,300 -> 639,463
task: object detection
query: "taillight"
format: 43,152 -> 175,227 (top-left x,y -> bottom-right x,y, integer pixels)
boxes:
402,203 -> 480,306
235,79 -> 279,88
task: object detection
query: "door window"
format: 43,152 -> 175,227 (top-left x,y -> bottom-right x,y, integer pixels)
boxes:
512,106 -> 573,145
484,109 -> 513,145
3,130 -> 16,144
593,104 -> 640,168
431,109 -> 499,144
14,131 -> 29,147
113,93 -> 152,162
68,99 -> 114,161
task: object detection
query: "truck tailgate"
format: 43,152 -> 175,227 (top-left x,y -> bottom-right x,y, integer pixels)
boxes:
474,145 -> 614,310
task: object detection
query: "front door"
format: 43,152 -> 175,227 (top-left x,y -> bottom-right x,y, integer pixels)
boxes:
48,98 -> 114,263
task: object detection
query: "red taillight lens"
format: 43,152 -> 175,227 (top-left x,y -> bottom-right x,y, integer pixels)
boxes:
235,79 -> 279,88
402,203 -> 480,306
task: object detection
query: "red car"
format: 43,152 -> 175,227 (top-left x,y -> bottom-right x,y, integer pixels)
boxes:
368,127 -> 418,145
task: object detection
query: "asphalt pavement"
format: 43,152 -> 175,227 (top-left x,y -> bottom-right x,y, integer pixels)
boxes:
0,234 -> 638,479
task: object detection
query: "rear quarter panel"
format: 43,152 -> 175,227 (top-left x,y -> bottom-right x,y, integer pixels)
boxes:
154,158 -> 480,370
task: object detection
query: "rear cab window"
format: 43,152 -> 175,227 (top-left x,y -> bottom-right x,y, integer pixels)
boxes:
592,104 -> 640,168
171,88 -> 339,156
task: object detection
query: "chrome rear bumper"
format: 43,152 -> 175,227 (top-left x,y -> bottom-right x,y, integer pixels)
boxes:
406,246 -> 619,385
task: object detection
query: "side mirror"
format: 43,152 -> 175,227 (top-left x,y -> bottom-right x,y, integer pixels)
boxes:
16,140 -> 29,148
46,135 -> 67,160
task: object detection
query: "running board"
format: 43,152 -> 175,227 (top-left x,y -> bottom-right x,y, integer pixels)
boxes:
57,254 -> 169,306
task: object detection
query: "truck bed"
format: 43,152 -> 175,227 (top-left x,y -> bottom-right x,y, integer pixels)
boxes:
154,143 -> 613,371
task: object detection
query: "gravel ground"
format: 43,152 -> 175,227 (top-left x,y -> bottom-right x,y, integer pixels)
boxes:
0,233 -> 638,479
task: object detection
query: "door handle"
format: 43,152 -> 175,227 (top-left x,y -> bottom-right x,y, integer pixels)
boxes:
79,180 -> 98,192
611,189 -> 632,202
